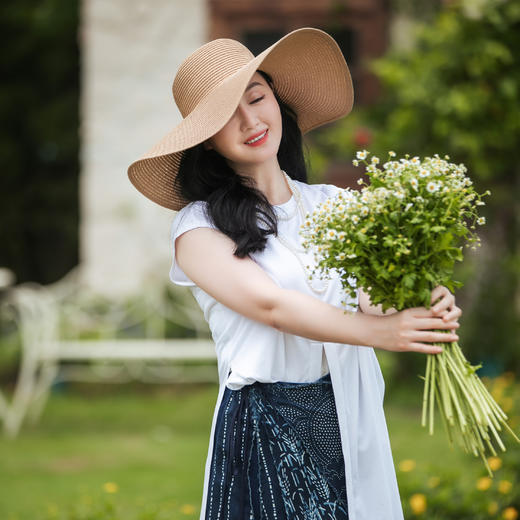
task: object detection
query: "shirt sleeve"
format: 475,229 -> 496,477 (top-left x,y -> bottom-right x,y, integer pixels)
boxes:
169,200 -> 216,286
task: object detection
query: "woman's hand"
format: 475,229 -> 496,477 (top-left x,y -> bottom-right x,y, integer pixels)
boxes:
430,285 -> 462,324
372,284 -> 461,355
374,305 -> 460,354
358,285 -> 462,353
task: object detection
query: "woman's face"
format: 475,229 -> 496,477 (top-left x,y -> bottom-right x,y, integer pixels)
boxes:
204,71 -> 282,172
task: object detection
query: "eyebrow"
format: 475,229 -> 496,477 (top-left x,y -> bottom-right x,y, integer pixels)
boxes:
245,81 -> 263,92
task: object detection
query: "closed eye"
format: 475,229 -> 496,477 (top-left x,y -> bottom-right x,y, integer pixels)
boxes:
250,95 -> 265,104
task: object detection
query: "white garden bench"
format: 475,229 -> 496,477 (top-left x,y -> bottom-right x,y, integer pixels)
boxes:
0,267 -> 217,438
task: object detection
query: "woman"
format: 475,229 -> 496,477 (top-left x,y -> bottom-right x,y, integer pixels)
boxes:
128,28 -> 461,520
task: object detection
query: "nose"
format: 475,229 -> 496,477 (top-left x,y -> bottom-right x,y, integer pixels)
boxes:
237,103 -> 260,131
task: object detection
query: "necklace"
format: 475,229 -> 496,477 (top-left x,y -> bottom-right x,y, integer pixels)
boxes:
275,171 -> 331,294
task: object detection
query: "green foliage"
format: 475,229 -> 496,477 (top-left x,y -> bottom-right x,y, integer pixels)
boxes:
300,152 -> 487,312
368,0 -> 520,185
310,0 -> 520,370
397,373 -> 520,519
0,1 -> 80,284
1,374 -> 519,519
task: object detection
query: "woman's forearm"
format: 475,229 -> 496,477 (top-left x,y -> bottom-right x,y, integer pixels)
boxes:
271,288 -> 384,347
270,287 -> 457,354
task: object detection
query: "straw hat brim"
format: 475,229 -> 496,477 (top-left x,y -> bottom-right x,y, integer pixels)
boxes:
127,27 -> 354,211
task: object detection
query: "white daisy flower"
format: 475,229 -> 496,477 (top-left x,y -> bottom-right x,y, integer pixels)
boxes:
409,178 -> 419,190
404,202 -> 413,212
389,151 -> 396,157
371,156 -> 380,165
351,214 -> 360,224
335,252 -> 347,261
356,150 -> 368,160
477,217 -> 486,225
394,190 -> 405,199
352,159 -> 359,167
419,169 -> 429,178
360,206 -> 369,216
347,253 -> 357,259
426,182 -> 438,193
357,178 -> 364,185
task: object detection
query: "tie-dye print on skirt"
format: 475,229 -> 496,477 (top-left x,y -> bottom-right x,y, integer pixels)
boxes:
205,372 -> 348,519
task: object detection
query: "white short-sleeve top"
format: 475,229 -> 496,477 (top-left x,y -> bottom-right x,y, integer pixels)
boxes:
169,179 -> 355,389
168,178 -> 404,520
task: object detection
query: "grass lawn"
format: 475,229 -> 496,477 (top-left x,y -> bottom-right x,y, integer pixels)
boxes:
0,373 -> 512,520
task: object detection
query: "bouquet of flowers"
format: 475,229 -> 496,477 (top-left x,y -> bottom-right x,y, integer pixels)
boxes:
299,150 -> 519,475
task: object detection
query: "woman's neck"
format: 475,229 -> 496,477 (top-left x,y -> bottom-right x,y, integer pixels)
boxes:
234,162 -> 291,206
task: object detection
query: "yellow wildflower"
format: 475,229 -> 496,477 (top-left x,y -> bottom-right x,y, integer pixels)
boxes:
409,493 -> 427,515
180,503 -> 196,515
399,459 -> 416,472
503,507 -> 519,520
498,480 -> 512,494
476,476 -> 492,491
488,456 -> 502,471
103,482 -> 119,493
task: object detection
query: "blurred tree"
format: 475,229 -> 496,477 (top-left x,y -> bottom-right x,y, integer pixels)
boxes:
0,1 -> 79,284
311,0 -> 520,372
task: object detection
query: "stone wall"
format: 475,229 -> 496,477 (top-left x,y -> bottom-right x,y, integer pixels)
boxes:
80,0 -> 207,297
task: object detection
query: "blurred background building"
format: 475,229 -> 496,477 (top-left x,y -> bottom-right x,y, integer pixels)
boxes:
2,0 -> 518,375
3,0 -> 400,295
81,0 -> 397,297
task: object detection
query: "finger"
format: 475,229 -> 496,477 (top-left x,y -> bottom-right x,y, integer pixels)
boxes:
442,306 -> 462,322
408,306 -> 436,318
432,300 -> 452,315
431,293 -> 455,314
417,317 -> 460,330
406,343 -> 444,355
413,330 -> 459,343
430,285 -> 449,305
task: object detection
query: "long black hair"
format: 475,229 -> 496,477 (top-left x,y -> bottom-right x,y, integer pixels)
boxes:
174,70 -> 308,258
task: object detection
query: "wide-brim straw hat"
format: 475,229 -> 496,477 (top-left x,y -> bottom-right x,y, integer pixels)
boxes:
127,27 -> 354,211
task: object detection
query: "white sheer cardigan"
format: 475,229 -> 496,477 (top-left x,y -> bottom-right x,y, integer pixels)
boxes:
169,179 -> 404,520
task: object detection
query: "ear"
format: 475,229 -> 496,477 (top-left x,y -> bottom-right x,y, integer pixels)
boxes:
203,139 -> 213,151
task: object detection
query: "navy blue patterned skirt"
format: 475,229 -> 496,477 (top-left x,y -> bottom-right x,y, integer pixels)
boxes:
205,372 -> 348,519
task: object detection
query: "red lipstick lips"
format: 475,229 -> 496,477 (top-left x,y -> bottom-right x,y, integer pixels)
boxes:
244,129 -> 268,146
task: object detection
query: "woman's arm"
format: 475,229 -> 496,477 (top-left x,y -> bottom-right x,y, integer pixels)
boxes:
176,227 -> 459,355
